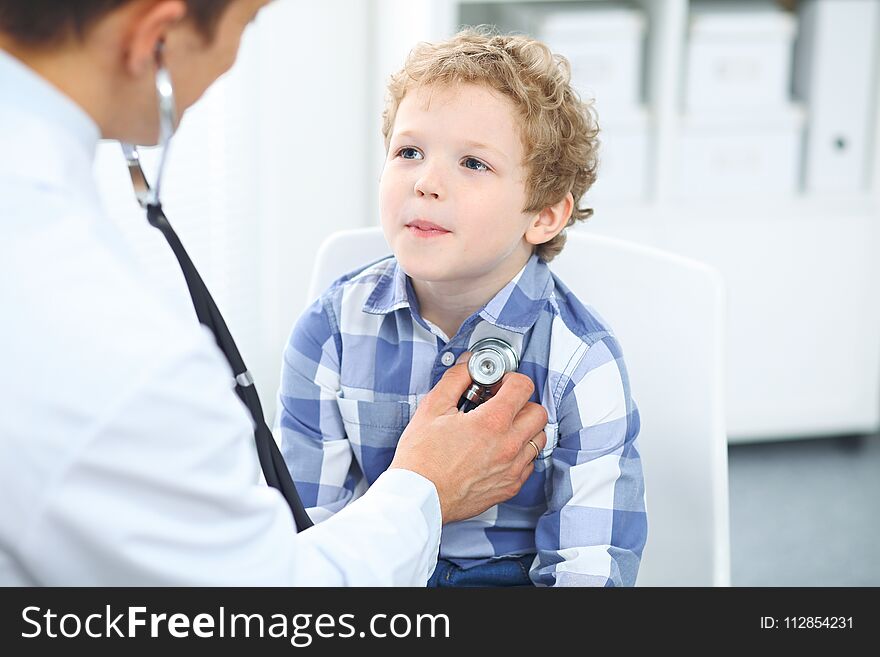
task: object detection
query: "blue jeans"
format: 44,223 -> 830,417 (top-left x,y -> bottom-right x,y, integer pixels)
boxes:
427,555 -> 535,587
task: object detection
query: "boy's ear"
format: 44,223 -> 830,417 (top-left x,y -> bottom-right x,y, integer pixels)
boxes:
525,192 -> 574,246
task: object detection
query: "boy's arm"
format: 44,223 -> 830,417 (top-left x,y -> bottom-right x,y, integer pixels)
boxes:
532,335 -> 647,587
275,296 -> 363,524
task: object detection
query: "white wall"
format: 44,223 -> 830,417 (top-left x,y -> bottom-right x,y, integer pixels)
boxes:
252,0 -> 373,422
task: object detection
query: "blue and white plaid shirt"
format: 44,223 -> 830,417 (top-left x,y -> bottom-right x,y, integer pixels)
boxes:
277,253 -> 647,586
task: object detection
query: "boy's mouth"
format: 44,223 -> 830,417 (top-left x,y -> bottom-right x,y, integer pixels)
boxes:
405,219 -> 451,236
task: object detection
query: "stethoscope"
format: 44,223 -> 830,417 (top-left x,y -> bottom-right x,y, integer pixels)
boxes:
457,338 -> 520,413
119,44 -> 314,531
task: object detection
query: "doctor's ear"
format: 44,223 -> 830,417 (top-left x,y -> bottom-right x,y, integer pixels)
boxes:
123,0 -> 187,78
524,192 -> 574,247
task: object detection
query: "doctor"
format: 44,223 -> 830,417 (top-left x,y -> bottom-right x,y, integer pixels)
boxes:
0,0 -> 548,585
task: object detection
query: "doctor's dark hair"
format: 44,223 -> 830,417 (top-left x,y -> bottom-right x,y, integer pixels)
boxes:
0,0 -> 235,45
382,27 -> 600,263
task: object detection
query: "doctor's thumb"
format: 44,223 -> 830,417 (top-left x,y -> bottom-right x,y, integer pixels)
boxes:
422,360 -> 472,413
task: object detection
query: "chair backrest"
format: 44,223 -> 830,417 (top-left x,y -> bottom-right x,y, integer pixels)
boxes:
308,227 -> 731,586
553,231 -> 730,586
307,227 -> 396,303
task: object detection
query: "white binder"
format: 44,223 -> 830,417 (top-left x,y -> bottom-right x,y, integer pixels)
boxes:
795,0 -> 880,194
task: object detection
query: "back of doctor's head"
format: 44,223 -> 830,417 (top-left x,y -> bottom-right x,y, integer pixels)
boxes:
381,26 -> 600,262
0,0 -> 234,45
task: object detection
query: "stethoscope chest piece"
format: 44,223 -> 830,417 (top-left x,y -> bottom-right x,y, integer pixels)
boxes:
468,338 -> 519,386
459,337 -> 520,412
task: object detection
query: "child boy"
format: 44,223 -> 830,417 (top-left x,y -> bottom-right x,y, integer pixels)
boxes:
276,28 -> 646,586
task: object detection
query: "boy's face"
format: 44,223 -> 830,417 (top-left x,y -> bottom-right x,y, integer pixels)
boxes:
380,83 -> 536,287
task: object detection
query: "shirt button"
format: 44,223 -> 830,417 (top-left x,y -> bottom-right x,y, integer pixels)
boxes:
440,351 -> 456,366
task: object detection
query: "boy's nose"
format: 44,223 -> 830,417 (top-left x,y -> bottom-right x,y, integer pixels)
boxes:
414,168 -> 444,200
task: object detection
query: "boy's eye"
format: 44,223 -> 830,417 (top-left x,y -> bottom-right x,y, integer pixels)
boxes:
397,147 -> 423,160
462,157 -> 489,172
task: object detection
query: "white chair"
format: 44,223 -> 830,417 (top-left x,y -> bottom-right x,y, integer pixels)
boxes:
308,226 -> 731,587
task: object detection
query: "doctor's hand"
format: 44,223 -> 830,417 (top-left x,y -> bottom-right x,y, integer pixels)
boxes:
390,360 -> 548,524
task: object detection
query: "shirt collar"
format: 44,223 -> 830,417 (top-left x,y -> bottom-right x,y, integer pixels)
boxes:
0,49 -> 101,190
363,253 -> 554,335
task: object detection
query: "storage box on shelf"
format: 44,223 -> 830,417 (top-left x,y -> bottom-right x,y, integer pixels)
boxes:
497,2 -> 650,203
681,1 -> 803,198
684,1 -> 797,111
521,4 -> 646,111
677,106 -> 804,197
591,108 -> 651,202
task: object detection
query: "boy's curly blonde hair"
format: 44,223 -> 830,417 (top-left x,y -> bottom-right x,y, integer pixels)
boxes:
382,27 -> 599,262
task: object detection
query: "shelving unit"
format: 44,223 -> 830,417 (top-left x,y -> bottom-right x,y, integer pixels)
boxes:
371,0 -> 880,442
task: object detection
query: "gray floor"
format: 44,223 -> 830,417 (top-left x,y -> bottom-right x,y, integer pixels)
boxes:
727,433 -> 880,586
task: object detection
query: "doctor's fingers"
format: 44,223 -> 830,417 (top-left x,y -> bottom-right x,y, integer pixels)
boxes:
476,372 -> 536,424
510,398 -> 548,438
418,360 -> 472,416
517,431 -> 547,468
511,429 -> 547,478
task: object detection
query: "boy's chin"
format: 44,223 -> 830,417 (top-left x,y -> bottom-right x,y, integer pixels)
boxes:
395,255 -> 456,283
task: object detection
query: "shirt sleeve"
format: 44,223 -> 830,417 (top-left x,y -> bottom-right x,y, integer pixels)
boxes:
275,296 -> 366,524
531,334 -> 647,587
18,327 -> 440,586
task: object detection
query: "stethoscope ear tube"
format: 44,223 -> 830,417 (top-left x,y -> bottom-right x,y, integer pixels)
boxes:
121,42 -> 179,209
120,49 -> 313,532
146,204 -> 314,531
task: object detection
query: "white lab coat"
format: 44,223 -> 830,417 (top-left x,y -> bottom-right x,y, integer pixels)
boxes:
0,50 -> 441,586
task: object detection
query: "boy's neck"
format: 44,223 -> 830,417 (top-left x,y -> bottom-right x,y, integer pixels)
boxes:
410,251 -> 532,341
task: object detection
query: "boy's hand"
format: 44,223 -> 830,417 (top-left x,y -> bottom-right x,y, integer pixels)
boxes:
390,360 -> 548,524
